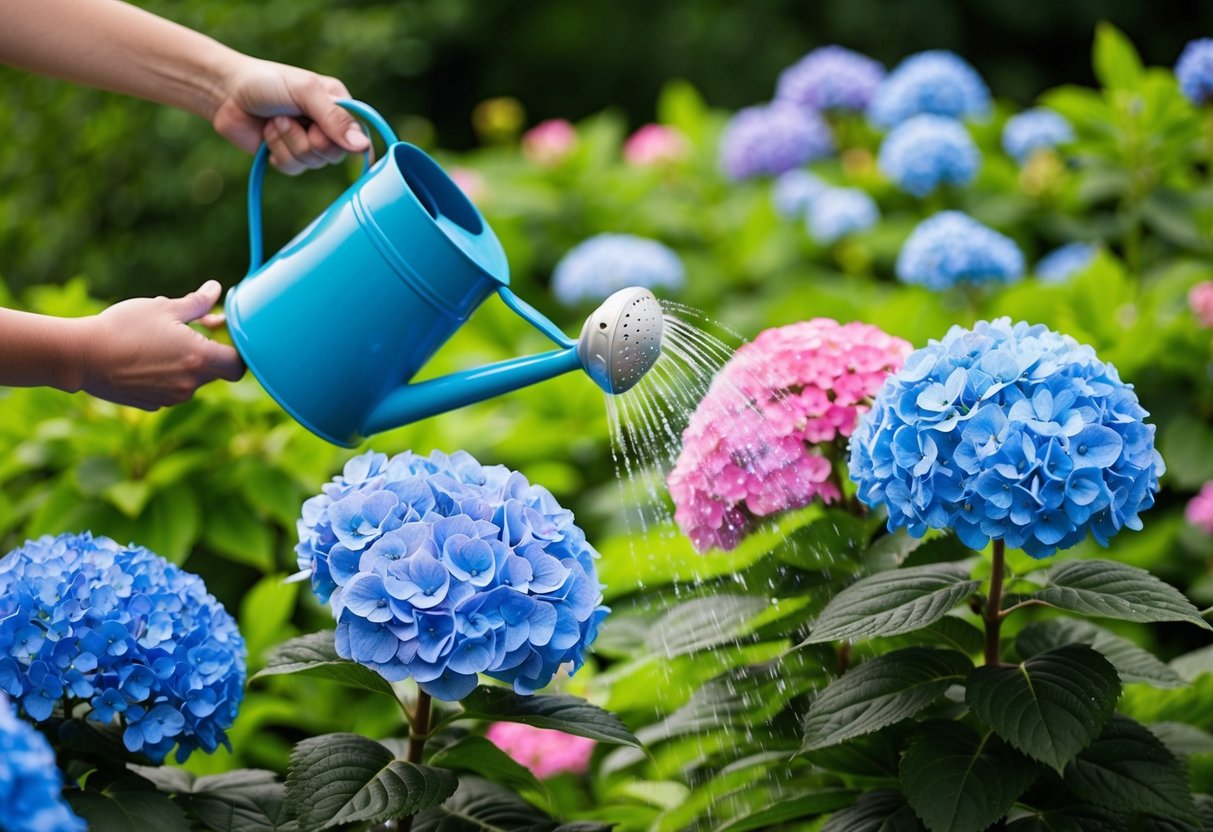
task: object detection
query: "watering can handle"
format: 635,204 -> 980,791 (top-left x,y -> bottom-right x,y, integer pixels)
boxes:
246,99 -> 400,274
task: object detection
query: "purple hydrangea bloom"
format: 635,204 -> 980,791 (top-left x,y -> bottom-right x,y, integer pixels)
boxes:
552,233 -> 684,305
0,533 -> 245,763
772,169 -> 828,219
1001,108 -> 1074,164
0,694 -> 85,832
806,187 -> 879,244
1036,243 -> 1097,283
718,102 -> 834,180
849,318 -> 1164,558
878,115 -> 980,197
868,50 -> 992,128
776,45 -> 886,112
1176,38 -> 1213,105
896,211 -> 1024,290
296,450 -> 609,702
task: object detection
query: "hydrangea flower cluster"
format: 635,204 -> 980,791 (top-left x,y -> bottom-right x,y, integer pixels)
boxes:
0,694 -> 85,832
776,45 -> 886,112
807,187 -> 880,244
1187,482 -> 1213,535
1190,280 -> 1213,328
485,721 -> 595,779
669,319 -> 911,552
0,532 -> 245,763
296,450 -> 609,702
849,318 -> 1165,558
623,124 -> 690,166
551,233 -> 685,305
878,115 -> 979,197
1036,243 -> 1096,283
1176,38 -> 1213,106
772,169 -> 827,219
896,211 -> 1024,290
1001,108 -> 1074,165
521,119 -> 578,165
718,102 -> 833,180
868,50 -> 992,128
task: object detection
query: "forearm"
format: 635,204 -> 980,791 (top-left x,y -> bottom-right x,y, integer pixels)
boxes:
0,0 -> 244,120
0,308 -> 90,392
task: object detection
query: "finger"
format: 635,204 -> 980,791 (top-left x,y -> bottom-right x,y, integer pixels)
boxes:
198,341 -> 246,383
198,312 -> 226,330
265,117 -> 327,173
170,280 -> 223,322
307,122 -> 347,165
298,76 -> 370,153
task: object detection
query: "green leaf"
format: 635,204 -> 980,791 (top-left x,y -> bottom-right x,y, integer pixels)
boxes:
966,644 -> 1120,772
901,721 -> 1039,832
820,790 -> 922,832
1033,560 -> 1211,630
803,727 -> 909,778
801,648 -> 971,752
67,776 -> 191,832
104,479 -> 153,518
240,575 -> 300,668
189,771 -> 295,832
1016,619 -> 1186,689
458,687 -> 641,748
428,736 -> 541,795
804,564 -> 980,644
646,594 -> 770,657
779,509 -> 869,569
1093,22 -> 1144,91
1147,722 -> 1213,758
712,790 -> 861,832
285,733 -> 457,830
864,617 -> 984,658
201,493 -> 275,571
411,777 -> 580,831
1064,715 -> 1196,823
251,631 -> 395,697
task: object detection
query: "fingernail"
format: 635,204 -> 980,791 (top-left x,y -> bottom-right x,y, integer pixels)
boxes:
274,116 -> 294,132
346,127 -> 370,150
202,279 -> 220,294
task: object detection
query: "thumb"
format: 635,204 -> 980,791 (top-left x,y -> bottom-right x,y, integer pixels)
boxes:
299,81 -> 370,153
171,280 -> 223,322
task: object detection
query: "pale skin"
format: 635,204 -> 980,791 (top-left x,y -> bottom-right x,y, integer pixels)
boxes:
0,0 -> 373,409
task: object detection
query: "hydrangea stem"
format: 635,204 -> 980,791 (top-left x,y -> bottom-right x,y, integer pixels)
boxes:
983,540 -> 1006,666
397,691 -> 433,832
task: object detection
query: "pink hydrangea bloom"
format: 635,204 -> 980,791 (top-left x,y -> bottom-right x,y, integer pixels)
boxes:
449,166 -> 486,203
1187,482 -> 1213,535
624,124 -> 690,166
669,319 -> 911,552
484,722 -> 595,779
521,119 -> 578,165
1190,281 -> 1213,329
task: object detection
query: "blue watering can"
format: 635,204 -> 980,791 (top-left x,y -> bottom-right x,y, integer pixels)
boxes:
225,100 -> 664,447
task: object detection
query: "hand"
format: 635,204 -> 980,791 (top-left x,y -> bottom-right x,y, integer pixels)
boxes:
78,280 -> 245,410
211,57 -> 371,174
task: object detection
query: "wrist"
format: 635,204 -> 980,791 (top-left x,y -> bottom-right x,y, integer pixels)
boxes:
54,316 -> 98,394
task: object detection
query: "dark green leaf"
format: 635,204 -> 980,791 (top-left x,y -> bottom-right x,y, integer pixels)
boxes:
804,564 -> 980,644
901,721 -> 1039,832
965,644 -> 1120,772
1064,715 -> 1196,823
67,776 -> 191,832
411,777 -> 568,831
458,687 -> 641,747
285,733 -> 457,830
1147,722 -> 1213,758
58,718 -> 154,766
1004,804 -> 1122,832
801,648 -> 971,752
1033,560 -> 1211,630
188,771 -> 296,832
713,790 -> 861,832
780,509 -> 870,569
1016,619 -> 1186,689
820,790 -> 922,832
875,617 -> 985,657
251,631 -> 395,697
646,595 -> 769,657
803,727 -> 909,778
428,736 -> 541,795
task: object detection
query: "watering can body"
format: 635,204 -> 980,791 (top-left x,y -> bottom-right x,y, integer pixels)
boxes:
225,101 -> 579,447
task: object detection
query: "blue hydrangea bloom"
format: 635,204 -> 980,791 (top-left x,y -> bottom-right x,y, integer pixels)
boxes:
0,533 -> 245,763
718,102 -> 834,180
806,187 -> 879,244
1176,38 -> 1213,105
896,211 -> 1024,290
0,694 -> 85,832
772,169 -> 827,219
551,233 -> 685,305
296,450 -> 609,702
1001,108 -> 1074,164
849,318 -> 1164,558
868,50 -> 992,128
776,45 -> 885,112
878,115 -> 980,197
1036,243 -> 1097,283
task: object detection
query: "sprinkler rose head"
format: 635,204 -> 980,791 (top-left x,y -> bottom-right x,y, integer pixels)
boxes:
577,287 -> 664,394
